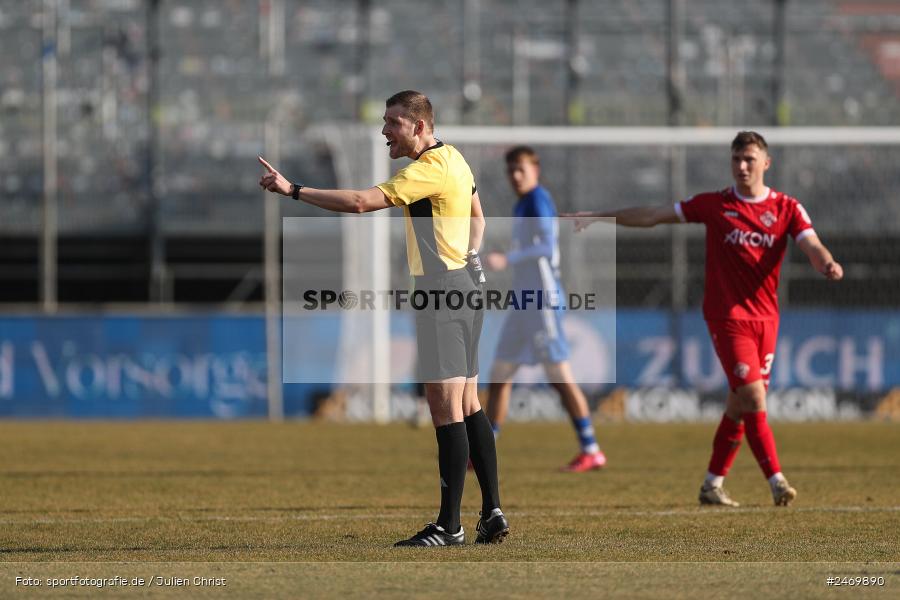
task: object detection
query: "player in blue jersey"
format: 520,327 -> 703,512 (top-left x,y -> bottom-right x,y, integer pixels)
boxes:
483,146 -> 606,472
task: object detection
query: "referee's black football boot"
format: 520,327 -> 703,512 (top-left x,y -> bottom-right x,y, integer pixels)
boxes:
394,523 -> 465,547
474,509 -> 510,544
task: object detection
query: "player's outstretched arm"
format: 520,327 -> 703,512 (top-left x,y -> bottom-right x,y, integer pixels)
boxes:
797,234 -> 844,281
561,205 -> 681,231
258,156 -> 391,213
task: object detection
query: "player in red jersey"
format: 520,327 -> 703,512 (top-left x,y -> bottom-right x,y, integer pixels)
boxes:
564,131 -> 843,506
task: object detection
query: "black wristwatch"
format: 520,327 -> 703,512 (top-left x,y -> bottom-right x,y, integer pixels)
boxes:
290,183 -> 303,200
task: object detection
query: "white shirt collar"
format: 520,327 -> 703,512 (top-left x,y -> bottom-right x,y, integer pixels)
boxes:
732,185 -> 771,203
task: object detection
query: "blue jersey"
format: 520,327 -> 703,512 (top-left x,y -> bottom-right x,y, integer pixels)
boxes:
494,185 -> 569,365
507,185 -> 563,297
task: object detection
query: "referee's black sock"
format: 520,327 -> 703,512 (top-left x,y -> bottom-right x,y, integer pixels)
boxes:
435,421 -> 468,534
465,409 -> 502,515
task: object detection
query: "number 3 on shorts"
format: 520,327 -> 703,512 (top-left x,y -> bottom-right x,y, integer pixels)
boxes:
760,353 -> 775,376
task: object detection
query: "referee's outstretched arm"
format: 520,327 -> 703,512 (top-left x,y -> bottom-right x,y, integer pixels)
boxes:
258,156 -> 392,214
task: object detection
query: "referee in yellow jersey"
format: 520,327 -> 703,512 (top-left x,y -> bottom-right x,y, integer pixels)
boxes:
258,91 -> 509,547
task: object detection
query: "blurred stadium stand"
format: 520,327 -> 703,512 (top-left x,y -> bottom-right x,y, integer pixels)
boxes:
1,0 -> 899,306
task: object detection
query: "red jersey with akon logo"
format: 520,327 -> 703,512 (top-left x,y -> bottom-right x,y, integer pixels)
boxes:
675,186 -> 815,321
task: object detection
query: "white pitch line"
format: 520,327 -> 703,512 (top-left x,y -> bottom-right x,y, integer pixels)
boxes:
2,506 -> 899,525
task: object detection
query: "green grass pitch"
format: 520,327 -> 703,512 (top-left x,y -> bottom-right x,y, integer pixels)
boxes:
0,420 -> 897,598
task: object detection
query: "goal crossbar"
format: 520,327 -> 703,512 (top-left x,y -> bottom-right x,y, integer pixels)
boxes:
412,126 -> 900,146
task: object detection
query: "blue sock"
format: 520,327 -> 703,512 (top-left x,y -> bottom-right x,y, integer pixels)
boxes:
572,416 -> 600,454
491,421 -> 501,439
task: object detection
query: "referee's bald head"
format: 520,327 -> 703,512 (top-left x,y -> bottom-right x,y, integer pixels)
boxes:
386,90 -> 434,132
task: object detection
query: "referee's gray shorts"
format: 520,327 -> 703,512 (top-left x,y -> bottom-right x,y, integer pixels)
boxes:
413,267 -> 484,381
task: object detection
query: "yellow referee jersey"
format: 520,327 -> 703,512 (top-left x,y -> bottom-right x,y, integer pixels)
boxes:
376,142 -> 475,276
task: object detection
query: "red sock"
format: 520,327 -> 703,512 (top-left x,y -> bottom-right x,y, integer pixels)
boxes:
707,415 -> 745,476
743,411 -> 781,479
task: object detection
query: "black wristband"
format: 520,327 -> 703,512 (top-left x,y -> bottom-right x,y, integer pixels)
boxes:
290,183 -> 303,200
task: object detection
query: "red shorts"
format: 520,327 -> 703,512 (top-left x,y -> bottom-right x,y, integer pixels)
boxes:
706,319 -> 778,391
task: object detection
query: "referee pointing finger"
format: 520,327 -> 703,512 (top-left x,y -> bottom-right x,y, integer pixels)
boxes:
259,91 -> 508,547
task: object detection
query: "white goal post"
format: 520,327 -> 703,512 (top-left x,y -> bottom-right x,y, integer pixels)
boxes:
437,126 -> 900,146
